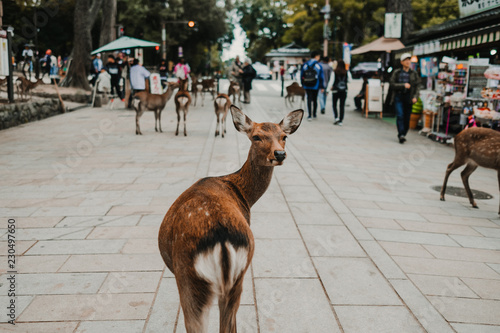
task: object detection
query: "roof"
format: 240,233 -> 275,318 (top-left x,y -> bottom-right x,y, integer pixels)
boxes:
265,42 -> 310,58
350,37 -> 405,55
91,36 -> 160,55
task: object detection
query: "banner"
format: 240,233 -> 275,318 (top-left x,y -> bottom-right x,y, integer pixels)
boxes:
459,0 -> 500,18
0,36 -> 9,76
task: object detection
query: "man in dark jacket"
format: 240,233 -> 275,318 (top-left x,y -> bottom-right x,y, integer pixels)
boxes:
241,59 -> 257,104
390,53 -> 420,144
107,55 -> 122,99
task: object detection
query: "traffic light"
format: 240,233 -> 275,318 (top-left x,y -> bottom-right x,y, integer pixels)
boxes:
155,45 -> 160,52
187,21 -> 196,28
117,25 -> 124,37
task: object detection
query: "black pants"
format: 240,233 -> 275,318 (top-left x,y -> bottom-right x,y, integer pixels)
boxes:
354,94 -> 364,110
305,89 -> 319,118
332,91 -> 347,121
111,79 -> 121,99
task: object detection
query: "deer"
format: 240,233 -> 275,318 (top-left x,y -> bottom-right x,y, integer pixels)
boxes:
133,81 -> 179,135
191,75 -> 204,107
213,93 -> 231,138
227,80 -> 241,105
284,82 -> 305,108
15,77 -> 44,101
174,78 -> 192,136
200,78 -> 216,105
158,106 -> 303,333
440,127 -> 500,215
0,77 -> 7,92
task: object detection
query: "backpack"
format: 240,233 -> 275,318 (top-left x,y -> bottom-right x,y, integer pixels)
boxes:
302,62 -> 318,87
336,75 -> 347,91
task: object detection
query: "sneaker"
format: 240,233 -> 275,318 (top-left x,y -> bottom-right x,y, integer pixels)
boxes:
399,136 -> 406,144
320,108 -> 325,114
338,122 -> 343,126
307,117 -> 312,122
334,118 -> 340,125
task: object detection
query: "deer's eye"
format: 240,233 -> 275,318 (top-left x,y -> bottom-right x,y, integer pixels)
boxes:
252,136 -> 262,142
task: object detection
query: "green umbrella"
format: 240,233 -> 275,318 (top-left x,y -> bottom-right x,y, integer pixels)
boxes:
91,36 -> 160,55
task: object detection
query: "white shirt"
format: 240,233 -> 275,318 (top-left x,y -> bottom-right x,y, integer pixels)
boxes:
130,65 -> 151,90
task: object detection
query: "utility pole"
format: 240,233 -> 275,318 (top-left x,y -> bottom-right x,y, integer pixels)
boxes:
321,0 -> 330,57
162,23 -> 166,60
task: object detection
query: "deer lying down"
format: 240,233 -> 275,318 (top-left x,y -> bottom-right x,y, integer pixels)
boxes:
158,106 -> 304,332
214,93 -> 231,138
284,82 -> 305,108
440,127 -> 500,214
133,82 -> 179,135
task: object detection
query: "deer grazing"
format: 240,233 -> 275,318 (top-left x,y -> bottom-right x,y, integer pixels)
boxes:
213,93 -> 231,138
227,80 -> 241,105
284,82 -> 305,108
174,79 -> 192,136
15,77 -> 44,101
133,81 -> 179,135
158,106 -> 303,332
440,127 -> 500,214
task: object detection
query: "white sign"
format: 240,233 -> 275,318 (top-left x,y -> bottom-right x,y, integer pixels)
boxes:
459,0 -> 500,18
384,13 -> 402,39
0,37 -> 9,76
469,58 -> 490,66
149,73 -> 162,94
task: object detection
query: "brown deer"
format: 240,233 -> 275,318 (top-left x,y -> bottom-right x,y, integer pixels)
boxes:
158,106 -> 303,333
227,81 -> 241,105
200,78 -> 216,105
284,82 -> 305,108
15,77 -> 44,101
174,79 -> 192,136
440,127 -> 500,214
191,75 -> 204,107
133,81 -> 179,135
213,93 -> 231,138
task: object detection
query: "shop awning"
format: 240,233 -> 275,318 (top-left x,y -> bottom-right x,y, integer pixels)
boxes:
351,37 -> 405,55
91,36 -> 160,55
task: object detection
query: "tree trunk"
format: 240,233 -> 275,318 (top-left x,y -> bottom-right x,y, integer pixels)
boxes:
99,0 -> 117,47
60,0 -> 103,90
386,0 -> 414,44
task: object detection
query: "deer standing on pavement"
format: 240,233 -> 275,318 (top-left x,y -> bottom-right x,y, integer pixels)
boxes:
284,82 -> 305,108
191,75 -> 203,107
174,79 -> 192,136
440,127 -> 500,214
159,106 -> 303,332
15,77 -> 44,101
133,82 -> 179,135
227,81 -> 241,105
213,93 -> 231,138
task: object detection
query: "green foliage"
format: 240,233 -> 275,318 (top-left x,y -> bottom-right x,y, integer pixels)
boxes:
412,0 -> 459,30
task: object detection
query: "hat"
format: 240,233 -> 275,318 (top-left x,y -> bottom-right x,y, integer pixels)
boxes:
400,53 -> 412,61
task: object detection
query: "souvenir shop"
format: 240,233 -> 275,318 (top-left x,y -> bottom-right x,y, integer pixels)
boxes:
394,5 -> 500,142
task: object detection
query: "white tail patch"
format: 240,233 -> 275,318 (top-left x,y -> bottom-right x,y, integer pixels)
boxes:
216,98 -> 227,108
178,96 -> 189,106
194,242 -> 248,295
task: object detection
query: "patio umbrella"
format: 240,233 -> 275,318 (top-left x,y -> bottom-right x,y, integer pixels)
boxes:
351,37 -> 405,55
91,36 -> 160,55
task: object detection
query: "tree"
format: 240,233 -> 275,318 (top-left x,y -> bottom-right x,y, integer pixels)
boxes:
60,0 -> 103,89
100,0 -> 117,46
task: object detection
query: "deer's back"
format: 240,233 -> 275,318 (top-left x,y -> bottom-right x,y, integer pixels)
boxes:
158,177 -> 253,274
455,127 -> 500,169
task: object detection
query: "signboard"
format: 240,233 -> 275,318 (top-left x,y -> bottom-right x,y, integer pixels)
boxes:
149,73 -> 162,94
420,57 -> 439,77
0,36 -> 9,76
343,43 -> 352,65
459,0 -> 500,18
384,13 -> 402,39
467,65 -> 490,98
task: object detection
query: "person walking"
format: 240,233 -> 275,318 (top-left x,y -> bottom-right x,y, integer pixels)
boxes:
328,60 -> 348,125
106,55 -> 122,99
318,56 -> 333,114
389,53 -> 420,144
300,50 -> 324,121
174,58 -> 190,80
158,59 -> 168,89
241,59 -> 256,104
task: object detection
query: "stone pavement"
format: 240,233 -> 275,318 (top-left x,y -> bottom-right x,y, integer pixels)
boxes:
0,79 -> 499,332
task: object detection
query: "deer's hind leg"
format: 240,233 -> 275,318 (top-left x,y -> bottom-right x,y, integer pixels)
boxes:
178,278 -> 214,333
135,104 -> 146,135
218,274 -> 245,333
175,110 -> 180,136
497,170 -> 500,215
440,158 -> 466,201
461,162 -> 479,208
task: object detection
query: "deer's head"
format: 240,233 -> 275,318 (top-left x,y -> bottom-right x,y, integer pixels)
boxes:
231,106 -> 303,167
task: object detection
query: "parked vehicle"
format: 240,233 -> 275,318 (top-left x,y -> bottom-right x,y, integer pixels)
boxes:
252,62 -> 273,80
350,62 -> 378,79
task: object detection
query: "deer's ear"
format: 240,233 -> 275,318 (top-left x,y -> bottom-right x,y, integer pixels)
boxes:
231,105 -> 254,134
279,109 -> 304,135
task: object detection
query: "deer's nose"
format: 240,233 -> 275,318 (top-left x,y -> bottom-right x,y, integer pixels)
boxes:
274,150 -> 286,162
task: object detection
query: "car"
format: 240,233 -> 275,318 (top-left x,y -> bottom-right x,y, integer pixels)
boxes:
350,62 -> 379,79
252,62 -> 273,80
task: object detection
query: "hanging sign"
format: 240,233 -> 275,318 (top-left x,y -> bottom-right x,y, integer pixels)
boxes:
459,0 -> 500,18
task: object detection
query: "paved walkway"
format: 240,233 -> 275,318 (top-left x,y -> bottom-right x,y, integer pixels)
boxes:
0,80 -> 499,332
